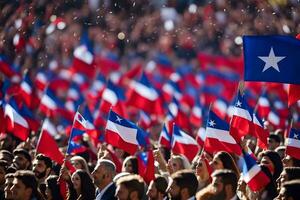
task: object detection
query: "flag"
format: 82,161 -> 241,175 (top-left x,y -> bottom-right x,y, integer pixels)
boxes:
171,124 -> 199,162
287,84 -> 300,107
168,97 -> 191,133
72,45 -> 95,77
158,123 -> 172,149
204,110 -> 242,155
0,54 -> 20,80
4,100 -> 29,141
190,97 -> 203,127
19,103 -> 40,133
34,70 -> 48,91
230,91 -> 253,141
36,119 -> 65,165
286,128 -> 300,160
39,88 -> 64,117
196,127 -> 206,147
19,71 -> 38,108
252,113 -> 269,150
243,35 -> 300,84
256,90 -> 271,119
66,112 -> 87,155
127,73 -> 164,116
105,110 -> 150,155
137,150 -> 155,184
242,151 -> 270,192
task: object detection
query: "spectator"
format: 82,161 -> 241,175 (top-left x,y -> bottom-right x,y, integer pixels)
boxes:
115,174 -> 145,200
167,155 -> 190,175
267,134 -> 281,151
195,155 -> 211,190
69,169 -> 95,200
12,149 -> 32,170
277,180 -> 300,200
0,160 -> 8,198
92,159 -> 117,200
260,150 -> 283,180
210,169 -> 238,200
146,175 -> 168,200
166,169 -> 198,200
276,167 -> 300,192
210,151 -> 240,178
4,173 -> 14,200
0,150 -> 14,165
45,175 -> 63,200
11,170 -> 44,200
122,156 -> 139,175
282,154 -> 300,167
70,155 -> 90,174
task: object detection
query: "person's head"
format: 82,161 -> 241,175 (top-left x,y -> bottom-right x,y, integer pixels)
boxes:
211,151 -> 240,177
116,174 -> 145,200
4,173 -> 14,200
12,148 -> 31,170
32,154 -> 52,181
70,155 -> 90,173
166,169 -> 198,200
11,170 -> 42,200
45,175 -> 63,200
277,167 -> 300,192
0,133 -> 20,152
279,180 -> 300,200
259,165 -> 278,199
168,155 -> 190,174
195,155 -> 210,181
260,150 -> 283,180
92,159 -> 116,189
282,154 -> 300,167
71,169 -> 95,195
146,176 -> 168,200
122,156 -> 138,174
0,149 -> 14,165
0,160 -> 8,185
268,134 -> 281,150
211,169 -> 237,200
275,146 -> 286,160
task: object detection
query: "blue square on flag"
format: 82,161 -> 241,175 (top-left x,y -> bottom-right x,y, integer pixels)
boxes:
243,35 -> 300,84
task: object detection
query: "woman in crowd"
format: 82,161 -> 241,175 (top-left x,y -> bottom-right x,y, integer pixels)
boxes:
45,175 -> 63,200
259,150 -> 283,181
69,169 -> 95,200
122,156 -> 139,174
210,151 -> 240,178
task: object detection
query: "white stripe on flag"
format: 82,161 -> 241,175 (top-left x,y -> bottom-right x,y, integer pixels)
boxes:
234,107 -> 252,121
106,120 -> 138,145
206,127 -> 237,144
102,89 -> 118,105
41,95 -> 57,110
132,81 -> 158,100
243,164 -> 260,183
287,138 -> 300,148
21,82 -> 32,94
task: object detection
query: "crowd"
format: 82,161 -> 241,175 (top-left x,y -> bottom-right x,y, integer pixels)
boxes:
1,0 -> 300,200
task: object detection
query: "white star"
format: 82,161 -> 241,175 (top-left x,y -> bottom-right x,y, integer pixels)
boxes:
258,47 -> 286,72
236,100 -> 242,107
294,133 -> 298,139
115,115 -> 122,123
209,120 -> 216,127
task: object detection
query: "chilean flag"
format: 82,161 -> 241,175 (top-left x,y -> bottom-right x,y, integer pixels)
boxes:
286,128 -> 300,160
19,71 -> 38,108
4,100 -> 29,141
158,123 -> 172,149
287,84 -> 300,107
35,70 -> 48,91
168,97 -> 191,133
72,45 -> 95,77
127,73 -> 164,116
196,127 -> 206,147
230,91 -> 253,141
204,110 -> 242,155
39,88 -> 65,117
252,113 -> 269,150
171,124 -> 199,162
256,90 -> 271,119
242,151 -> 270,192
137,150 -> 155,184
105,110 -> 150,155
36,119 -> 65,165
267,110 -> 287,129
190,97 -> 203,127
19,104 -> 40,133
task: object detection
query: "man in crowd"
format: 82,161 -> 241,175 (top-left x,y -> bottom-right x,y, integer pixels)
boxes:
147,175 -> 168,200
268,134 -> 281,151
278,180 -> 300,200
4,173 -> 14,200
115,174 -> 145,200
92,159 -> 117,200
12,149 -> 31,170
166,169 -> 198,200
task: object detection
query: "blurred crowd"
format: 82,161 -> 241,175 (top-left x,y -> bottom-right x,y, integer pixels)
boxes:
1,0 -> 300,200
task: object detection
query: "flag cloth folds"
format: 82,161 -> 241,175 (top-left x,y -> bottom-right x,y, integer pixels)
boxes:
286,128 -> 300,160
105,110 -> 149,155
137,150 -> 155,184
243,35 -> 300,84
242,151 -> 270,192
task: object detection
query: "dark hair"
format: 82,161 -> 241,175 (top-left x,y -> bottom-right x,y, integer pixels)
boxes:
284,167 -> 300,181
212,169 -> 237,193
74,169 -> 95,200
46,175 -> 63,200
153,176 -> 168,195
13,148 -> 31,162
13,170 -> 44,200
214,151 -> 240,178
5,173 -> 14,179
291,157 -> 300,167
0,160 -> 8,172
261,150 -> 283,180
281,180 -> 300,199
260,165 -> 278,199
117,174 -> 145,199
171,169 -> 198,197
269,134 -> 281,143
123,156 -> 139,174
0,150 -> 14,162
35,154 -> 52,169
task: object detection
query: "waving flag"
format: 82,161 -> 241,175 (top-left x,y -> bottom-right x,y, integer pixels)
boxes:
127,73 -> 164,116
252,113 -> 269,150
19,103 -> 40,132
35,70 -> 48,91
243,35 -> 300,84
286,128 -> 300,160
168,97 -> 191,133
190,97 -> 203,127
230,91 -> 253,141
36,119 -> 64,165
204,110 -> 242,155
196,127 -> 206,147
105,110 -> 150,155
171,124 -> 199,162
158,123 -> 172,149
256,90 -> 271,119
19,71 -> 38,108
0,54 -> 20,79
137,150 -> 155,184
72,45 -> 95,77
39,88 -> 64,117
287,84 -> 300,107
242,151 -> 270,192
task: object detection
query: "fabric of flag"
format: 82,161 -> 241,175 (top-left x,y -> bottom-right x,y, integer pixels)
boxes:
39,87 -> 64,117
126,73 -> 164,116
72,45 -> 95,77
34,70 -> 48,91
36,119 -> 65,165
287,84 -> 300,107
256,90 -> 271,119
204,110 -> 242,155
243,35 -> 300,84
19,71 -> 38,108
0,54 -> 20,79
158,123 -> 172,149
171,124 -> 199,162
267,110 -> 287,129
19,103 -> 40,132
286,128 -> 300,160
190,97 -> 203,127
168,97 -> 191,133
252,113 -> 269,150
66,112 -> 87,155
242,151 -> 270,192
4,100 -> 29,141
230,91 -> 253,141
196,127 -> 206,147
105,110 -> 150,155
137,150 -> 155,184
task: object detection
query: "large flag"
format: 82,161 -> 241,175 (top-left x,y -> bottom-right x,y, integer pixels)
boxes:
105,110 -> 150,155
242,151 -> 270,192
243,35 -> 300,84
204,110 -> 242,155
36,119 -> 64,165
286,128 -> 300,160
171,124 -> 199,162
